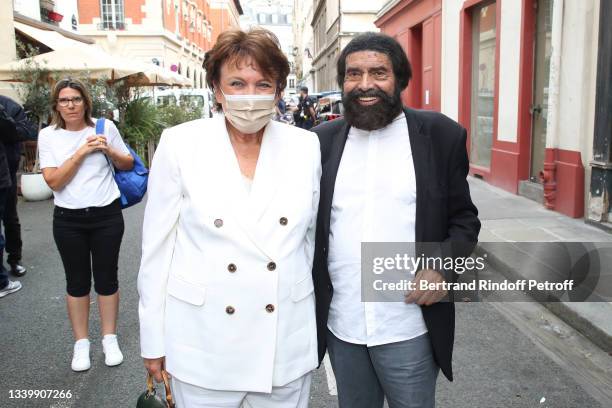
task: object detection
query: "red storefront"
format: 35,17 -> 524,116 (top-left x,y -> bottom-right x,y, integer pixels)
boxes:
375,0 -> 443,112
376,0 -> 584,218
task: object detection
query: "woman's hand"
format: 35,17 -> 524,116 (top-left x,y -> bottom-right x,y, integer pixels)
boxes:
74,135 -> 106,160
144,357 -> 166,383
89,134 -> 134,170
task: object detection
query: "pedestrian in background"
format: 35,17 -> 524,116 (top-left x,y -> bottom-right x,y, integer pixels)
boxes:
138,28 -> 320,407
0,95 -> 34,298
0,95 -> 36,280
275,90 -> 287,120
297,86 -> 316,130
38,78 -> 134,372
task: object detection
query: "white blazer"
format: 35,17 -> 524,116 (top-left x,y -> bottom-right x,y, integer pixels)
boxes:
138,115 -> 321,393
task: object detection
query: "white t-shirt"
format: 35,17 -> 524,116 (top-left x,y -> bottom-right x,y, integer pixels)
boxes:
38,119 -> 130,209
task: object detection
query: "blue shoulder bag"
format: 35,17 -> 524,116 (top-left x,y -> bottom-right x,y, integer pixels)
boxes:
96,118 -> 148,208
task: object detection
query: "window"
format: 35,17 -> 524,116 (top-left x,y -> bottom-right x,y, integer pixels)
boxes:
289,79 -> 295,88
157,95 -> 177,106
470,2 -> 496,168
100,0 -> 125,30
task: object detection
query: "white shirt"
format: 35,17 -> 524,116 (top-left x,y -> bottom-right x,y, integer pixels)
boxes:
327,114 -> 427,346
38,119 -> 130,209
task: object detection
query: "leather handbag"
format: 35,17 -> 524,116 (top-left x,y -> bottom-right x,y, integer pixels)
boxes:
136,371 -> 175,408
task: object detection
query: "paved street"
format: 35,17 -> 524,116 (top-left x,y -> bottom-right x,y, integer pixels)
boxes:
1,194 -> 610,408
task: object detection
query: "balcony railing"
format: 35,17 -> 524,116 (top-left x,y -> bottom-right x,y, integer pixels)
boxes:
97,21 -> 126,30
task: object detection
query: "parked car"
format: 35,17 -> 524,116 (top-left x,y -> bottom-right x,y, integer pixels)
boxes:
139,88 -> 214,118
316,92 -> 344,122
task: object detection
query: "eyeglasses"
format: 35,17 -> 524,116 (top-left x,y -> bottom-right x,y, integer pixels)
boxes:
57,97 -> 84,107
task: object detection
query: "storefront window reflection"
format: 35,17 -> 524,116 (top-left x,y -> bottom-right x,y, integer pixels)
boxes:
470,3 -> 496,169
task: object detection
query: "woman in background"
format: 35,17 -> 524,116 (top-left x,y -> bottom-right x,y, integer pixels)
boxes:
39,78 -> 133,372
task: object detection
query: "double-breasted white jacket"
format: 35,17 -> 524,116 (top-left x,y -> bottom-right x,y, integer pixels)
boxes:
137,115 -> 321,393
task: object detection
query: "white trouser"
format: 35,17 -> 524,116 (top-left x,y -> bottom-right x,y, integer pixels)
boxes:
171,372 -> 312,408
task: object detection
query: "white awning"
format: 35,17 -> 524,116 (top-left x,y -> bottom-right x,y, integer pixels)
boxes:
7,18 -> 191,87
14,21 -> 90,51
0,44 -> 192,87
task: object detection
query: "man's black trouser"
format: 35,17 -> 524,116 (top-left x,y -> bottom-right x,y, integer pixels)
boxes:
3,159 -> 21,266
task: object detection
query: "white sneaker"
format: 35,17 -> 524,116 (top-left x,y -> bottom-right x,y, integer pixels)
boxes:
102,334 -> 124,366
71,339 -> 91,372
0,280 -> 22,298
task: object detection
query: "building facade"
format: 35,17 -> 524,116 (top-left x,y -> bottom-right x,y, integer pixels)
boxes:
76,0 -> 242,89
240,0 -> 296,95
13,0 -> 80,31
310,0 -> 384,93
376,0 -> 601,220
210,0 -> 243,44
293,0 -> 314,91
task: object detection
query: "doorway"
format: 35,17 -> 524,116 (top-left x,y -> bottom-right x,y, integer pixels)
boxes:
421,15 -> 441,111
530,0 -> 553,181
402,13 -> 441,111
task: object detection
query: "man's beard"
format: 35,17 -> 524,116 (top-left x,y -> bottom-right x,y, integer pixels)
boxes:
342,87 -> 403,131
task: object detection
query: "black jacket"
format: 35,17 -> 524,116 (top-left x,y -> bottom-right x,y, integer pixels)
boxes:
311,107 -> 481,381
0,95 -> 37,187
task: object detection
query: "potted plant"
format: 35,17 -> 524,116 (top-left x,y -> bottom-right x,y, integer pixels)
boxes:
117,94 -> 166,166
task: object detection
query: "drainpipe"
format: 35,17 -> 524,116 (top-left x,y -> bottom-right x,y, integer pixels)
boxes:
540,0 -> 564,210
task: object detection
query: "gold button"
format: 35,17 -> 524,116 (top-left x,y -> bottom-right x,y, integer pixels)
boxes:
267,262 -> 276,271
225,306 -> 235,315
214,219 -> 223,228
227,263 -> 237,273
279,217 -> 288,226
265,304 -> 275,313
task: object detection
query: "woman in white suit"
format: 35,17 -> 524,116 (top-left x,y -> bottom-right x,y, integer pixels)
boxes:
138,29 -> 321,407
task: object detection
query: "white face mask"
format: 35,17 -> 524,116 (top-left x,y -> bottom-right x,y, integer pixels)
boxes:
220,91 -> 277,134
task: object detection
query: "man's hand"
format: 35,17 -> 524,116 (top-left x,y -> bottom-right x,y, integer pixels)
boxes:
405,269 -> 448,306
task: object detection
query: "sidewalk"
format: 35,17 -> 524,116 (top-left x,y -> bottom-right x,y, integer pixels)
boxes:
469,177 -> 612,353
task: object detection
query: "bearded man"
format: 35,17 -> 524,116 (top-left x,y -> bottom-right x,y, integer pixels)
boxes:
311,33 -> 481,408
